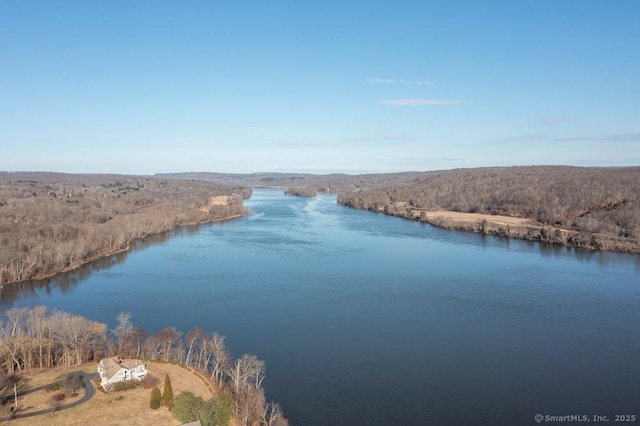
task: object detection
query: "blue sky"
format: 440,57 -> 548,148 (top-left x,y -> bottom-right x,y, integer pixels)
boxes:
1,1 -> 639,174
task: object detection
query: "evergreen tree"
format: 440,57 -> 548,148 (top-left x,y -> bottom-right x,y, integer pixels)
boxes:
163,374 -> 174,402
212,392 -> 233,426
150,386 -> 161,409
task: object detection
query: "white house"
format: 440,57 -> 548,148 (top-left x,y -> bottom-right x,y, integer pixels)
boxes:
98,356 -> 148,391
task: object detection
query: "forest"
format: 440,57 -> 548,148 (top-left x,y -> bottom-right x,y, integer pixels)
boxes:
157,170 -> 429,192
337,166 -> 640,253
0,307 -> 286,426
0,173 -> 250,285
284,187 -> 318,197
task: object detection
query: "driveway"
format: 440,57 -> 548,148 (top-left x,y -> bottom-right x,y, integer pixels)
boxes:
5,371 -> 97,420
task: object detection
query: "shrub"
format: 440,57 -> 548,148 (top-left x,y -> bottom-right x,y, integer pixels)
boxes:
170,391 -> 201,423
170,391 -> 233,426
113,379 -> 140,392
140,373 -> 161,389
51,392 -> 65,402
162,375 -> 173,402
49,392 -> 65,412
150,386 -> 161,410
46,382 -> 60,392
63,373 -> 83,395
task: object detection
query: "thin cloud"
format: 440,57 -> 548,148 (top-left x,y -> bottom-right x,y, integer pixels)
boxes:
489,134 -> 550,144
379,99 -> 466,106
337,134 -> 410,143
555,133 -> 640,142
367,78 -> 399,85
275,142 -> 320,147
536,116 -> 571,126
367,78 -> 435,86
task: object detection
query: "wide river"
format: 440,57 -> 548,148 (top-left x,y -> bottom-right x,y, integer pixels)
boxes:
4,189 -> 640,425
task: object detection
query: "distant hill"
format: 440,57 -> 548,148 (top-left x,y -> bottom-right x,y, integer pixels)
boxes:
155,171 -> 432,192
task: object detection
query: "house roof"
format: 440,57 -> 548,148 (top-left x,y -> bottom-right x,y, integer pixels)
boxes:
121,358 -> 145,370
99,356 -> 145,380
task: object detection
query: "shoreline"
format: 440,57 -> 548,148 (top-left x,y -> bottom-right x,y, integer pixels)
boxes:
1,212 -> 246,288
341,202 -> 640,255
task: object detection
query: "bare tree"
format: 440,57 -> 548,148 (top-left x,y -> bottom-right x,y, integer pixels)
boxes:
228,354 -> 266,395
157,327 -> 181,362
112,312 -> 133,355
208,333 -> 231,385
26,306 -> 48,368
131,327 -> 146,358
263,401 -> 285,426
184,327 -> 204,367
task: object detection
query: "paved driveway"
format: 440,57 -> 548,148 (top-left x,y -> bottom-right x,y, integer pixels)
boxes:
5,371 -> 97,420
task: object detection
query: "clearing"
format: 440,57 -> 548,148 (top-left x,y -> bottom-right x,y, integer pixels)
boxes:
418,209 -> 533,227
200,196 -> 230,213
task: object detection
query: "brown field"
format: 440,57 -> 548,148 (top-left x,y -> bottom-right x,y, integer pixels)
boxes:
200,195 -> 231,212
416,209 -> 532,227
5,361 -> 215,426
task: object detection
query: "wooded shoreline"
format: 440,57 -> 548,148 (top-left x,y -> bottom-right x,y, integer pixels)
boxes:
335,166 -> 640,255
2,212 -> 247,288
0,173 -> 250,286
338,201 -> 640,255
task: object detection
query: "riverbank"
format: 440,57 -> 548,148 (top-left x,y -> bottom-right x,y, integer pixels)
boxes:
1,212 -> 246,288
0,173 -> 252,286
341,201 -> 640,254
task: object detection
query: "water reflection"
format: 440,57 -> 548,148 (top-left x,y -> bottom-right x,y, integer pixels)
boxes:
0,220 -> 227,307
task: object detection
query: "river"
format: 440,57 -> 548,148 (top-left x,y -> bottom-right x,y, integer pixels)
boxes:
5,189 -> 640,425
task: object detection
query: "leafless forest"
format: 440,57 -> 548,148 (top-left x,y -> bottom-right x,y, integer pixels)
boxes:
284,187 -> 318,197
337,166 -> 640,253
0,173 -> 250,285
0,307 -> 286,426
157,171 -> 429,192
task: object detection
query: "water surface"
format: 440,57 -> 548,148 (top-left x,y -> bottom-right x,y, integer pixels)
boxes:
6,189 -> 640,425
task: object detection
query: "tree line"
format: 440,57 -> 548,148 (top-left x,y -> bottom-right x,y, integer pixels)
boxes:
284,187 -> 318,197
337,166 -> 640,252
0,173 -> 251,285
0,307 -> 286,426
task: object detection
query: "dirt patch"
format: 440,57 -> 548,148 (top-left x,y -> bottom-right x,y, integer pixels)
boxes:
200,196 -> 230,213
419,209 -> 533,227
6,361 -> 216,426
